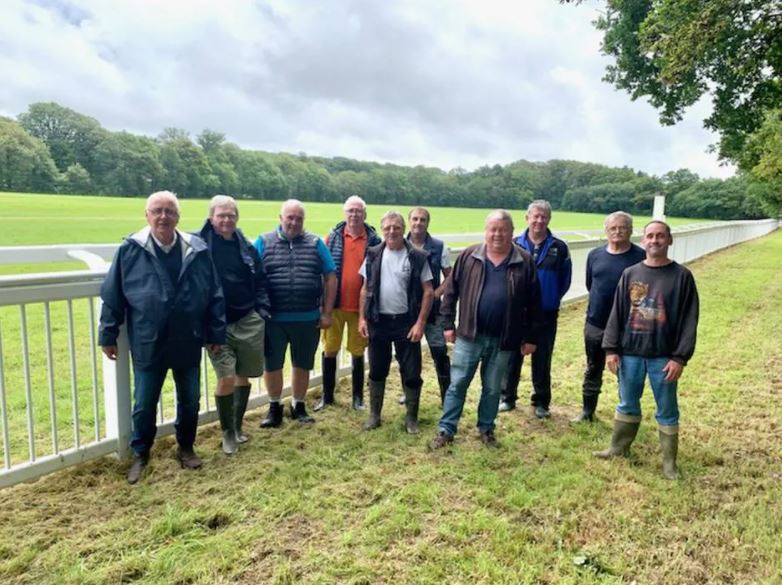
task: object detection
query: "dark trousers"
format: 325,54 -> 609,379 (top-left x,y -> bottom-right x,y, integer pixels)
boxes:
582,322 -> 606,397
368,314 -> 423,390
130,364 -> 201,457
501,311 -> 558,408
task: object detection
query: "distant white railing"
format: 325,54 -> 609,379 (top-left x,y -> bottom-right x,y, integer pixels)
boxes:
0,218 -> 778,488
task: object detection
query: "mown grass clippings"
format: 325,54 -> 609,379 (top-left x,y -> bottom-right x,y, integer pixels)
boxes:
0,231 -> 781,584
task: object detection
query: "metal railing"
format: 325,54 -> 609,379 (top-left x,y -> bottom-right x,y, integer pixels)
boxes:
0,218 -> 778,488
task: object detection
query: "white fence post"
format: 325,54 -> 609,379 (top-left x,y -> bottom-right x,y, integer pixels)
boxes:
102,326 -> 132,460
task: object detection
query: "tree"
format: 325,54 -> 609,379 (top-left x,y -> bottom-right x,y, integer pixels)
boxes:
583,0 -> 782,165
741,109 -> 782,215
93,131 -> 164,196
0,117 -> 59,192
60,163 -> 93,194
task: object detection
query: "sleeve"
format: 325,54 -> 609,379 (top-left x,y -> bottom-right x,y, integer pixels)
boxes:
420,261 -> 433,283
440,249 -> 464,330
253,235 -> 265,258
205,257 -> 227,345
250,245 -> 271,319
671,272 -> 699,365
602,272 -> 628,354
98,247 -> 127,347
559,243 -> 572,298
316,238 -> 337,274
524,262 -> 544,346
585,251 -> 594,292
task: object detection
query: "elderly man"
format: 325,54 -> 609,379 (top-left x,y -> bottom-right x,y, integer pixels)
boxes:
595,221 -> 699,479
358,211 -> 434,434
430,210 -> 542,449
403,207 -> 452,404
574,211 -> 645,423
198,195 -> 270,454
99,191 -> 225,484
318,195 -> 381,411
500,200 -> 571,419
254,199 -> 337,427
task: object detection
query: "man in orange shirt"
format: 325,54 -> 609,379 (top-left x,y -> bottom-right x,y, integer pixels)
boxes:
317,196 -> 382,411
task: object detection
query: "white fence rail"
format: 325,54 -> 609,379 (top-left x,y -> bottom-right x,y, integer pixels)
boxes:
0,218 -> 778,488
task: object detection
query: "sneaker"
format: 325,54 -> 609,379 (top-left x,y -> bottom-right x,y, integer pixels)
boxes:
429,431 -> 454,450
479,430 -> 500,448
498,401 -> 515,413
534,405 -> 551,419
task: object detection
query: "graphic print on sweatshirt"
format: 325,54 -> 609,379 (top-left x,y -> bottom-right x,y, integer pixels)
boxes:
628,281 -> 667,332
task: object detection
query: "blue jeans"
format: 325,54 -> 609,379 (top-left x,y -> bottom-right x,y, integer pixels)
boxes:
616,356 -> 679,426
438,336 -> 512,436
130,364 -> 201,456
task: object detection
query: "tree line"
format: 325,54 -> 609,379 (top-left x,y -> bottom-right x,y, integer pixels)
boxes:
0,101 -> 771,220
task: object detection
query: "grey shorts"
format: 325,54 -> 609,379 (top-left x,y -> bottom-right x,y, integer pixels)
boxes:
209,310 -> 265,379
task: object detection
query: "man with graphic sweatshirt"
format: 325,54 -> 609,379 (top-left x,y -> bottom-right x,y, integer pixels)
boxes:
499,200 -> 571,419
595,220 -> 698,480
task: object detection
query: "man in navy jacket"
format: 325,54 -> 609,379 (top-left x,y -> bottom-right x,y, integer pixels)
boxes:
499,200 -> 571,419
99,191 -> 225,484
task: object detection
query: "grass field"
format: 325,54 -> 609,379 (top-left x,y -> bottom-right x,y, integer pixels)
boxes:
0,192 -> 705,248
0,229 -> 780,584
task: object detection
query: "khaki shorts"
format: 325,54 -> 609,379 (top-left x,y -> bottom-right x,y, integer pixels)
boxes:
321,309 -> 367,357
209,310 -> 265,379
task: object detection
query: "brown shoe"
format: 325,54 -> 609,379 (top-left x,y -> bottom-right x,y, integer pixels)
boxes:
127,453 -> 149,484
479,430 -> 500,448
429,431 -> 454,450
176,447 -> 202,470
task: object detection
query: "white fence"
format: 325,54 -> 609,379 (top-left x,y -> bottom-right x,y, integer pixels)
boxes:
0,218 -> 778,488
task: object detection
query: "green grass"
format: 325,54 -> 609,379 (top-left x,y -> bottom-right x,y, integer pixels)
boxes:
0,230 -> 780,584
0,191 -> 706,248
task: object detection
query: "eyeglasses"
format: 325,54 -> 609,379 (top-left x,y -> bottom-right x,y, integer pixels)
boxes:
606,226 -> 631,233
215,213 -> 237,220
147,208 -> 179,217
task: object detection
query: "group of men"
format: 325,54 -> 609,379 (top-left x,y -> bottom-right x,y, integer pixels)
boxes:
99,191 -> 698,485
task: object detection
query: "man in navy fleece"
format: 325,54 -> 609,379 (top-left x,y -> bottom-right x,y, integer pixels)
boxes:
499,200 -> 571,419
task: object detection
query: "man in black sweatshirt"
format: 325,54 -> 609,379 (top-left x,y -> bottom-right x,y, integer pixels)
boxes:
595,220 -> 699,479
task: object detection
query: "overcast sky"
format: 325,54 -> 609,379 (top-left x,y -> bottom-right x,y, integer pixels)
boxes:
0,0 -> 734,178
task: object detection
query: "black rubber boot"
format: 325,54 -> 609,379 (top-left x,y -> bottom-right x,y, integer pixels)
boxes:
571,393 -> 599,423
659,426 -> 680,480
404,386 -> 421,435
351,356 -> 365,410
431,346 -> 451,405
364,379 -> 385,431
260,401 -> 283,428
593,415 -> 641,458
215,394 -> 238,455
234,385 -> 251,443
315,354 -> 337,411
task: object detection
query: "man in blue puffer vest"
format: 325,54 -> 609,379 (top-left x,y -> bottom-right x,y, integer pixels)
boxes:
99,191 -> 226,484
499,200 -> 571,419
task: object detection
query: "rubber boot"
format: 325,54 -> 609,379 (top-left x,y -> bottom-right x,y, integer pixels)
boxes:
593,414 -> 641,458
404,386 -> 421,435
571,394 -> 599,423
260,401 -> 283,428
234,385 -> 251,443
364,379 -> 385,431
431,346 -> 451,405
315,354 -> 337,411
351,356 -> 365,410
659,425 -> 680,480
215,394 -> 238,455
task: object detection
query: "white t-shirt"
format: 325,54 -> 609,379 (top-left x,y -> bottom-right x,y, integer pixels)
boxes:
359,248 -> 433,315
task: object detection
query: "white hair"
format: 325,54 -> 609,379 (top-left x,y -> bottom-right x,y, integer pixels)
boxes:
208,194 -> 238,218
146,190 -> 180,213
485,209 -> 514,230
280,198 -> 305,217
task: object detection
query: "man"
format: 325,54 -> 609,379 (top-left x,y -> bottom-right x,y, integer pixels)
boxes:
198,195 -> 270,454
358,211 -> 434,434
595,221 -> 699,480
404,207 -> 452,404
318,196 -> 381,411
99,191 -> 225,484
254,199 -> 337,427
430,210 -> 542,449
499,200 -> 571,419
573,211 -> 645,422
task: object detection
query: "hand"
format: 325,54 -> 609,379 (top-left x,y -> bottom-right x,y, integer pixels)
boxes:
606,354 -> 620,375
662,359 -> 684,382
207,344 -> 221,354
319,313 -> 333,330
444,329 -> 456,344
358,318 -> 369,339
521,343 -> 536,355
102,345 -> 118,361
407,321 -> 425,342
